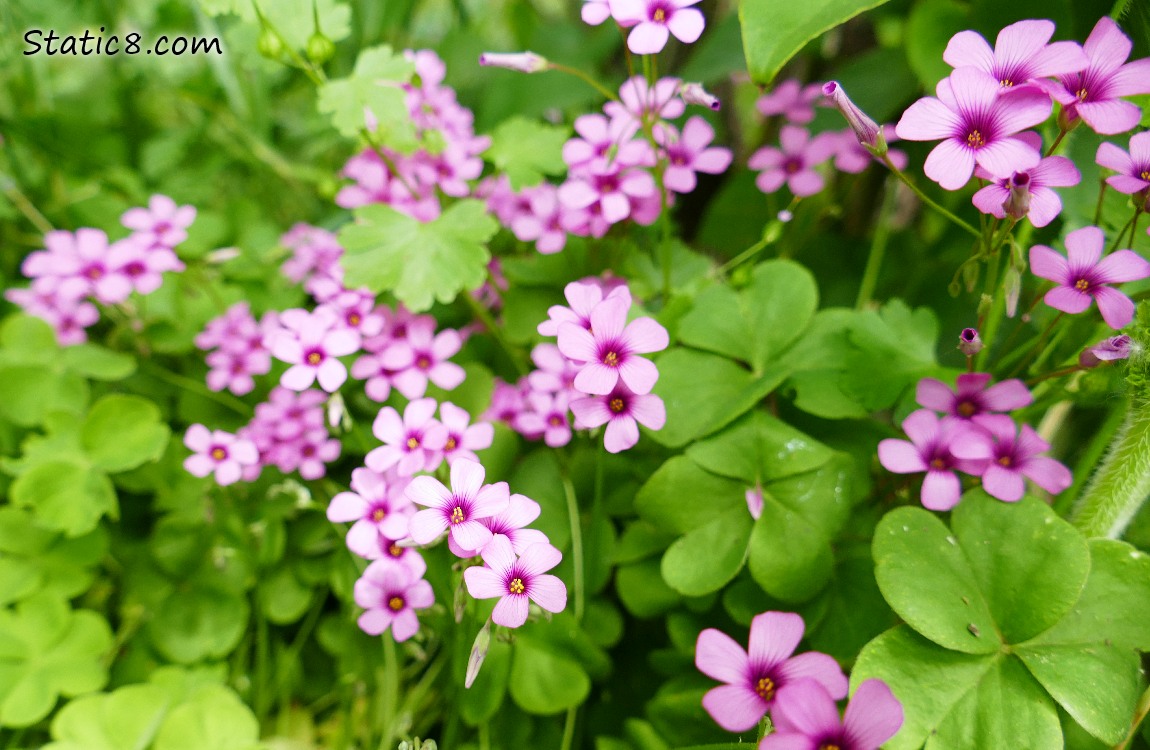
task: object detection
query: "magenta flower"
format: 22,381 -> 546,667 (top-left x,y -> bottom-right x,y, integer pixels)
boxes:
290,428 -> 342,480
121,194 -> 196,249
527,343 -> 580,394
183,424 -> 258,486
570,383 -> 666,453
366,398 -> 443,476
656,117 -> 733,193
558,161 -> 658,228
476,51 -> 548,74
951,415 -> 1072,502
1055,17 -> 1150,135
610,0 -> 705,55
878,409 -> 989,511
378,318 -> 465,399
605,76 -> 686,128
1080,334 -> 1135,367
557,295 -> 669,394
449,492 -> 550,558
582,0 -> 611,24
680,81 -> 721,110
508,184 -> 570,255
205,347 -> 271,396
463,536 -> 567,628
354,558 -> 434,641
23,228 -> 133,305
761,678 -> 904,750
107,236 -> 184,296
916,372 -> 1033,420
695,611 -> 848,733
1030,225 -> 1150,329
424,401 -> 494,465
406,457 -> 509,551
328,467 -> 414,558
746,485 -> 764,521
1097,130 -> 1150,194
757,79 -> 824,124
972,145 -> 1080,227
483,378 -> 528,426
896,67 -> 1049,190
280,223 -> 343,286
538,280 -> 633,337
748,126 -> 838,197
563,113 -> 647,172
270,307 -> 362,392
515,391 -> 574,447
943,19 -> 1088,91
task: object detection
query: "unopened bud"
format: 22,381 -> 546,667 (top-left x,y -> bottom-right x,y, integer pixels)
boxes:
257,29 -> 284,60
326,391 -> 351,431
1003,266 -> 1021,317
823,81 -> 885,156
206,246 -> 241,264
465,619 -> 493,689
680,82 -> 720,110
478,51 -> 548,74
1003,172 -> 1031,220
958,328 -> 982,356
1057,104 -> 1081,133
306,31 -> 335,65
1080,334 -> 1134,368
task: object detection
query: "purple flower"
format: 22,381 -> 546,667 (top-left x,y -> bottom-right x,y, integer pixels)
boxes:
958,327 -> 983,356
557,295 -> 669,395
1080,334 -> 1135,367
366,398 -> 443,476
205,347 -> 270,396
558,161 -> 658,231
605,76 -> 686,129
1097,130 -> 1150,195
507,184 -> 570,255
328,467 -> 414,558
527,343 -> 580,394
354,558 -> 434,641
407,457 -> 509,551
563,114 -> 647,173
695,611 -> 848,733
761,678 -> 904,750
514,390 -> 574,447
971,132 -> 1080,227
1029,225 -> 1150,329
757,79 -> 824,124
269,307 -> 362,392
878,409 -> 989,511
896,67 -> 1049,190
748,126 -> 838,197
538,280 -> 632,337
822,81 -> 882,152
746,485 -> 764,521
570,383 -> 666,453
610,0 -> 705,55
943,19 -> 1088,91
280,223 -> 343,286
378,317 -> 465,399
680,81 -> 721,110
449,492 -> 550,558
424,401 -> 494,466
121,194 -> 196,249
477,51 -> 548,73
183,424 -> 259,486
1055,17 -> 1150,135
463,536 -> 567,628
656,117 -> 733,193
951,415 -> 1072,502
916,372 -> 1033,420
831,126 -> 908,174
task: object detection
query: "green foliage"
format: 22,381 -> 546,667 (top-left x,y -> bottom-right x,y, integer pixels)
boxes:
484,117 -> 570,190
339,200 -> 498,312
0,508 -> 106,606
81,394 -> 171,473
317,45 -> 416,144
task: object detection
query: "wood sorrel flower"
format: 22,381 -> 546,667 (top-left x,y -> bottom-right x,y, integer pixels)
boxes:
477,51 -> 548,74
328,467 -> 414,558
366,397 -> 443,476
951,414 -> 1072,502
971,133 -> 1080,227
571,383 -> 666,453
269,306 -> 361,392
878,409 -> 989,511
943,19 -> 1088,91
558,295 -> 669,395
407,457 -> 509,552
354,557 -> 434,641
761,678 -> 904,750
896,67 -> 1049,190
916,372 -> 1033,420
748,125 -> 838,197
695,611 -> 848,733
463,536 -> 567,628
610,0 -> 705,55
823,81 -> 883,154
1096,130 -> 1150,195
1054,17 -> 1150,135
1080,334 -> 1135,367
1029,225 -> 1150,329
183,424 -> 259,486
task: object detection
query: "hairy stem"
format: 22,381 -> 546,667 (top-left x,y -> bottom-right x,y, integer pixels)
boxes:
1071,395 -> 1150,538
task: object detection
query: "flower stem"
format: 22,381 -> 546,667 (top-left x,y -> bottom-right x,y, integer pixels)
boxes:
560,707 -> 578,750
881,155 -> 981,239
856,177 -> 897,309
1045,127 -> 1068,157
559,470 -> 585,623
1113,682 -> 1150,750
1071,392 -> 1150,539
463,292 -> 528,376
139,360 -> 253,416
546,62 -> 618,102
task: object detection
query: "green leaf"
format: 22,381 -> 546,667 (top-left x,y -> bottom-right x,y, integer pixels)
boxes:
485,116 -> 569,190
59,344 -> 135,381
199,0 -> 352,48
317,45 -> 415,144
10,461 -> 118,538
0,508 -> 107,605
841,299 -> 941,411
339,200 -> 497,312
81,394 -> 170,473
686,411 -> 834,484
803,544 -> 897,662
260,566 -> 313,625
0,366 -> 88,426
740,0 -> 894,85
46,684 -> 171,750
635,456 -> 744,535
906,0 -> 971,90
616,558 -> 682,618
508,635 -> 590,714
748,493 -> 835,602
152,687 -> 261,750
660,507 -> 753,596
0,314 -> 57,362
146,584 -> 250,664
0,594 -> 112,728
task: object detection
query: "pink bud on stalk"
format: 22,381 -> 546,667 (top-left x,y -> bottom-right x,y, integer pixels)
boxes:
1004,172 -> 1032,220
823,80 -> 885,157
958,328 -> 983,356
478,51 -> 548,73
680,81 -> 720,110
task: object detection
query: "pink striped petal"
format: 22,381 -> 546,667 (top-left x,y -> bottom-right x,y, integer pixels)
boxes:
527,574 -> 567,613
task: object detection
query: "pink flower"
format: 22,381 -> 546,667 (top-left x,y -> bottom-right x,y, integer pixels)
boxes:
205,347 -> 271,396
656,117 -> 733,193
748,126 -> 838,197
477,51 -> 548,74
971,132 -> 1080,227
1097,130 -> 1150,195
354,557 -> 434,641
5,287 -> 99,346
831,126 -> 908,174
558,161 -> 658,230
183,424 -> 258,486
896,67 -> 1050,190
951,414 -> 1072,502
679,81 -> 721,110
558,295 -> 669,394
1055,17 -> 1150,135
269,307 -> 362,392
582,0 -> 611,24
327,467 -> 414,558
746,485 -> 764,521
563,114 -> 647,172
514,391 -> 574,447
605,76 -> 686,128
24,228 -> 134,305
570,383 -> 666,453
916,372 -> 1033,420
757,79 -> 823,124
538,280 -> 633,337
878,409 -> 989,511
377,318 -> 465,399
279,223 -> 343,286
406,457 -> 510,551
507,184 -> 570,255
463,536 -> 567,628
527,343 -> 580,394
366,398 -> 443,476
107,236 -> 184,296
290,428 -> 342,480
610,0 -> 705,55
449,492 -> 550,558
1080,334 -> 1135,367
695,611 -> 848,733
1030,225 -> 1150,329
425,402 -> 495,465
121,194 -> 196,249
943,19 -> 1088,91
761,679 -> 904,750
484,378 -> 528,425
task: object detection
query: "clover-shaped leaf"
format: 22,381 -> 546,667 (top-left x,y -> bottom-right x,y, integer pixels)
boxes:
317,45 -> 415,146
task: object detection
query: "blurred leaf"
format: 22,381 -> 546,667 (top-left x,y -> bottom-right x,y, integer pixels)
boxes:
905,0 -> 969,90
661,507 -> 752,596
81,394 -> 170,473
0,508 -> 106,606
317,45 -> 415,144
60,344 -> 135,381
199,0 -> 352,48
508,634 -> 590,714
485,116 -> 569,190
10,461 -> 118,538
146,583 -> 249,664
635,456 -> 743,535
152,688 -> 261,750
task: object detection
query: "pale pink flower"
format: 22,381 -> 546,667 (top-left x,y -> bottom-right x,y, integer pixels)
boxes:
610,0 -> 705,55
269,307 -> 361,392
328,467 -> 414,557
514,391 -> 574,447
562,113 -> 647,172
656,117 -> 733,193
762,679 -> 904,750
1096,130 -> 1150,194
757,79 -> 824,124
121,194 -> 196,249
354,557 -> 434,641
449,492 -> 550,558
748,126 -> 838,197
746,485 -> 764,521
570,383 -> 666,453
878,409 -> 989,511
463,536 -> 567,628
605,76 -> 686,129
582,0 -> 611,25
538,280 -> 633,337
378,317 -> 465,399
943,19 -> 1088,91
972,131 -> 1080,227
950,414 -> 1072,502
477,51 -> 548,74
407,457 -> 509,551
424,401 -> 494,465
1055,17 -> 1150,135
366,398 -> 443,476
183,424 -> 258,486
558,295 -> 669,394
916,372 -> 1033,420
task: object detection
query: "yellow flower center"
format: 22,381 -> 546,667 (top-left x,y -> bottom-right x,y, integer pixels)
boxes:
445,437 -> 457,451
406,437 -> 419,449
966,129 -> 985,148
388,543 -> 403,558
387,596 -> 404,612
653,8 -> 666,21
451,506 -> 465,524
371,508 -> 386,522
998,455 -> 1013,467
509,577 -> 525,594
548,415 -> 563,427
1075,278 -> 1090,291
348,313 -> 362,326
609,398 -> 625,413
999,78 -> 1013,87
930,458 -> 946,470
754,676 -> 776,702
306,351 -> 322,365
1141,170 -> 1150,181
957,401 -> 976,417
416,355 -> 432,370
819,744 -> 842,750
604,351 -> 619,367
210,447 -> 227,460
1077,87 -> 1089,101
86,266 -> 104,279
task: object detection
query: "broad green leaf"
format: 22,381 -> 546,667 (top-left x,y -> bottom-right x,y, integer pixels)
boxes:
748,493 -> 834,601
803,545 -> 897,663
508,635 -> 590,714
339,200 -> 497,312
635,456 -> 743,535
0,594 -> 112,728
10,461 -> 118,538
317,45 -> 415,144
661,507 -> 753,596
152,688 -> 261,750
59,344 -> 135,381
0,314 -> 57,362
259,566 -> 313,625
149,516 -> 213,579
841,299 -> 941,411
0,508 -> 107,605
616,559 -> 682,618
81,394 -> 170,473
0,366 -> 88,426
46,684 -> 170,750
740,0 -> 894,85
146,584 -> 249,664
485,116 -> 569,190
686,409 -> 834,484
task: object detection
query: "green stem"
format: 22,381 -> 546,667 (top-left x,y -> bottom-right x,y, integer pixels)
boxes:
463,292 -> 528,376
1045,127 -> 1068,157
560,707 -> 578,750
974,249 -> 1004,371
376,636 -> 399,750
856,178 -> 898,309
139,360 -> 253,416
545,63 -> 618,101
1110,211 -> 1139,253
1094,179 -> 1108,225
1072,393 -> 1150,539
560,470 -> 585,623
0,177 -> 54,234
882,155 -> 981,239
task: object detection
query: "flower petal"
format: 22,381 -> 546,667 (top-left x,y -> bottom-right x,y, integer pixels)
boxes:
695,628 -> 750,684
747,611 -> 804,670
701,684 -> 767,733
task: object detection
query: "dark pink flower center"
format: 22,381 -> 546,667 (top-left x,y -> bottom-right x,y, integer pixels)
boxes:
416,353 -> 432,370
209,445 -> 228,461
783,157 -> 803,174
387,595 -> 405,611
305,348 -> 324,366
124,261 -> 147,277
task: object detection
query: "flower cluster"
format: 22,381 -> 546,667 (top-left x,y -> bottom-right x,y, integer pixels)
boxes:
367,397 -> 492,477
183,424 -> 259,486
279,223 -> 345,302
7,195 -> 190,344
194,302 -> 275,396
696,610 -> 903,750
879,372 -> 1072,507
336,50 -> 489,223
239,387 -> 341,481
582,0 -> 705,55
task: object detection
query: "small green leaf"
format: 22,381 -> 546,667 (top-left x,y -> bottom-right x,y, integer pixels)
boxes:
635,456 -> 743,535
841,300 -> 942,411
339,200 -> 497,312
146,584 -> 249,664
687,411 -> 835,484
0,366 -> 88,426
152,687 -> 261,750
485,116 -> 570,190
740,0 -> 894,85
0,508 -> 106,605
508,635 -> 590,714
46,684 -> 170,750
81,394 -> 170,473
0,314 -> 58,361
11,462 -> 118,538
60,344 -> 135,380
661,507 -> 753,596
616,558 -> 682,618
317,45 -> 415,144
748,494 -> 834,602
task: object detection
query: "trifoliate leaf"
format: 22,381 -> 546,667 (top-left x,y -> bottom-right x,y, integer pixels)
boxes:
317,46 -> 415,148
484,116 -> 570,190
339,200 -> 497,312
80,394 -> 171,473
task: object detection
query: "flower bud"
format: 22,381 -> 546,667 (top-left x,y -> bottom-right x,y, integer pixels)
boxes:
680,82 -> 720,110
1003,171 -> 1031,219
823,81 -> 885,156
1080,334 -> 1134,368
465,618 -> 493,689
206,246 -> 241,264
257,29 -> 284,60
306,31 -> 335,65
957,328 -> 982,356
478,51 -> 548,74
1003,266 -> 1021,317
